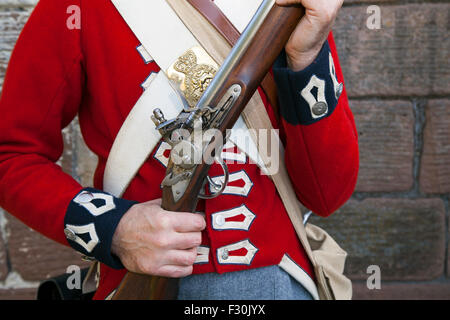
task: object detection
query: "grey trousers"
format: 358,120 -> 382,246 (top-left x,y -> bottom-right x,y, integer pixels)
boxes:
177,265 -> 314,300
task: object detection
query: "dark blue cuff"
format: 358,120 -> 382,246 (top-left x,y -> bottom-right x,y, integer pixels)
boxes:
64,188 -> 138,269
273,41 -> 343,126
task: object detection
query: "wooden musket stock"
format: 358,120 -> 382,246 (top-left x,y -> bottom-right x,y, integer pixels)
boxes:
112,3 -> 304,300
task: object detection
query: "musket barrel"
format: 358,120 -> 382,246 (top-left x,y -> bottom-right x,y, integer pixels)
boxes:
196,0 -> 276,109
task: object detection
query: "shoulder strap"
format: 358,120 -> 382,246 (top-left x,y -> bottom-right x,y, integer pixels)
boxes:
187,0 -> 241,45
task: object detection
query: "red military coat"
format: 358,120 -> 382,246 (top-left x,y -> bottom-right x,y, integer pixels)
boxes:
0,0 -> 358,299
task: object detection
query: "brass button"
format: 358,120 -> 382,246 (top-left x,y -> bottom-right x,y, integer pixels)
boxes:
312,101 -> 328,117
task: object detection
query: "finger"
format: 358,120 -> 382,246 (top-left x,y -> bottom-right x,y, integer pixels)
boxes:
169,231 -> 202,250
276,0 -> 302,6
147,198 -> 162,206
169,211 -> 206,233
158,265 -> 194,278
165,248 -> 198,266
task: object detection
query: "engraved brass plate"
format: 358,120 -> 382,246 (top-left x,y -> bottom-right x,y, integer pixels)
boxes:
167,46 -> 219,108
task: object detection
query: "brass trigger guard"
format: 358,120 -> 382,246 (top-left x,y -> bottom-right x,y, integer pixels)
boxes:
198,156 -> 229,200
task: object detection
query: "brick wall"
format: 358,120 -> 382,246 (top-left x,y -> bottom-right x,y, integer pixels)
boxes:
0,0 -> 449,300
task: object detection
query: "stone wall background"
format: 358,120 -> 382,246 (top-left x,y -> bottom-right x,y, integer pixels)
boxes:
0,0 -> 449,299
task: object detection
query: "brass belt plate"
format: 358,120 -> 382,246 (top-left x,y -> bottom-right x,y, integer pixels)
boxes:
167,46 -> 219,108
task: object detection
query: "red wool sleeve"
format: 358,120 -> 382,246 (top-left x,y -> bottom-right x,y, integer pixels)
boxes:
0,0 -> 84,245
282,33 -> 359,217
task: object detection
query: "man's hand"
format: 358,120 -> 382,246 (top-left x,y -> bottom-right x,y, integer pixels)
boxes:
276,0 -> 343,71
111,198 -> 206,278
